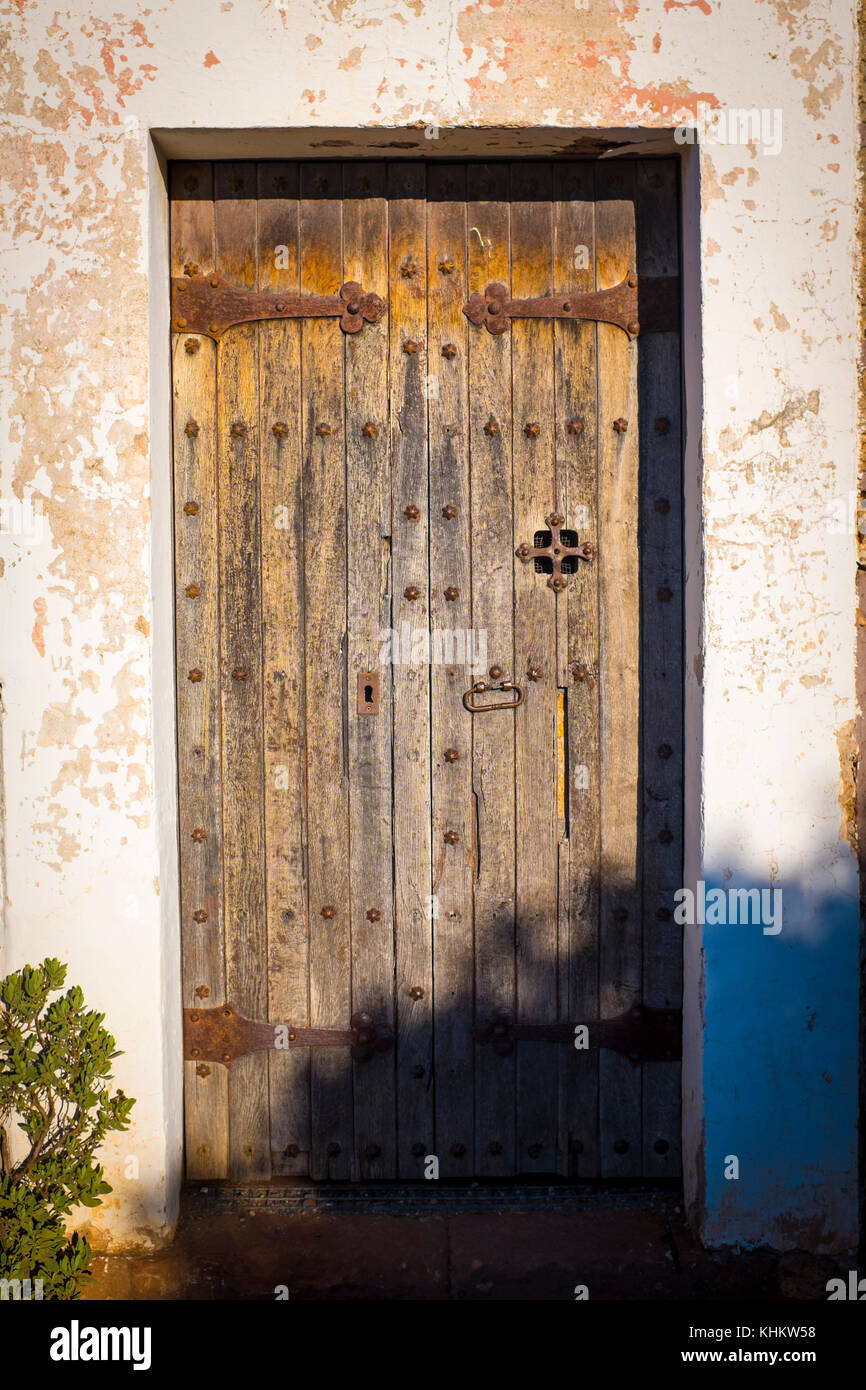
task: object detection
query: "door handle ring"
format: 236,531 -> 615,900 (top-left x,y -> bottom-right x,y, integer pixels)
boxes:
462,679 -> 525,713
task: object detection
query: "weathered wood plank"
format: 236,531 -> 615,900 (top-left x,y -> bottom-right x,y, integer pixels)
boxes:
427,164 -> 474,1177
214,161 -> 270,1179
595,160 -> 642,1178
256,162 -> 311,1179
636,158 -> 683,1178
554,161 -> 601,1177
466,162 -> 517,1176
300,163 -> 353,1180
511,162 -> 559,1174
343,161 -> 396,1179
388,163 -> 434,1177
171,162 -> 229,1179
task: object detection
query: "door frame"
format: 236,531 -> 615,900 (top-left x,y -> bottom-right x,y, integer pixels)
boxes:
147,126 -> 703,1220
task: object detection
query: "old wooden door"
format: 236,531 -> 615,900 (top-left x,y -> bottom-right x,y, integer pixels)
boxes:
171,158 -> 682,1183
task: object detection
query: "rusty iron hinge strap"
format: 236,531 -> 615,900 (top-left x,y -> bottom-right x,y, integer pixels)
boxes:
184,1006 -> 393,1066
473,1004 -> 681,1065
172,275 -> 386,340
463,275 -> 678,340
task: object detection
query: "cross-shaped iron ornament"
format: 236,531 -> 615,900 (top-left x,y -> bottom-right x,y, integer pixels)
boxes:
516,513 -> 594,592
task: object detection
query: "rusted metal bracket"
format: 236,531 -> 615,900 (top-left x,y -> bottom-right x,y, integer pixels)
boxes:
172,273 -> 386,341
463,274 -> 678,340
516,512 -> 594,592
474,1004 -> 681,1065
184,1005 -> 393,1066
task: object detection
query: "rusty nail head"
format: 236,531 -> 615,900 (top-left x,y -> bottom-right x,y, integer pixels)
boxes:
401,261 -> 418,278
562,301 -> 571,312
230,421 -> 246,438
284,1143 -> 300,1158
195,984 -> 210,998
195,1063 -> 210,1077
654,497 -> 671,513
288,1031 -> 297,1042
441,343 -> 457,359
655,416 -> 671,435
628,274 -> 637,288
193,909 -> 208,923
444,829 -> 459,845
232,666 -> 249,681
442,503 -> 457,519
547,512 -> 564,527
659,827 -> 674,844
484,419 -> 499,436
275,299 -> 287,312
362,422 -> 378,438
188,668 -> 203,683
184,339 -> 200,355
189,1047 -> 199,1058
189,1011 -> 200,1023
404,504 -> 420,520
321,905 -> 336,919
223,1007 -> 232,1017
185,583 -> 201,598
613,418 -> 628,433
627,321 -> 640,335
444,586 -> 459,601
366,907 -> 382,922
315,422 -> 331,437
489,665 -> 503,679
183,261 -> 199,277
573,664 -> 589,683
438,259 -> 455,274
175,318 -> 187,329
272,421 -> 288,437
191,827 -> 206,842
527,666 -> 542,681
444,747 -> 460,762
404,585 -> 420,601
184,419 -> 199,438
516,543 -> 532,560
657,586 -> 673,602
658,743 -> 673,759
654,1139 -> 670,1155
566,418 -> 583,434
524,422 -> 540,438
549,575 -> 567,593
409,986 -> 424,1000
184,501 -> 199,515
403,339 -> 419,354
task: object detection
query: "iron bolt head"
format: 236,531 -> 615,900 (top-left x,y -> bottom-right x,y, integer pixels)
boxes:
184,339 -> 200,355
232,666 -> 249,681
184,500 -> 200,516
524,422 -> 540,438
193,909 -> 208,923
191,827 -> 206,842
566,418 -> 583,434
441,343 -> 457,359
195,1063 -> 210,1077
438,259 -> 455,274
516,543 -> 532,560
366,907 -> 382,922
483,419 -> 500,436
489,665 -> 503,679
184,419 -> 200,438
195,984 -> 210,998
654,497 -> 671,513
627,321 -> 640,335
613,417 -> 629,433
443,829 -> 459,845
657,586 -> 673,602
442,503 -> 457,519
655,417 -> 671,435
175,317 -> 187,329
275,300 -> 287,312
444,585 -> 459,601
188,668 -> 203,683
657,743 -> 673,759
401,261 -> 418,278
321,905 -> 336,919
189,1012 -> 200,1023
185,583 -> 201,599
627,274 -> 637,288
659,827 -> 674,844
548,576 -> 567,592
404,585 -> 420,601
654,1139 -> 670,1155
404,504 -> 421,521
272,421 -> 289,438
230,421 -> 246,438
209,276 -> 219,287
409,986 -> 425,1000
184,261 -> 200,277
547,512 -> 564,528
284,1143 -> 300,1159
403,339 -> 420,355
362,422 -> 378,438
527,667 -> 542,682
444,748 -> 460,762
314,422 -> 332,437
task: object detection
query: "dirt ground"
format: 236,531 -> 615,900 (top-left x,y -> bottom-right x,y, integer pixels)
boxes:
84,1185 -> 848,1301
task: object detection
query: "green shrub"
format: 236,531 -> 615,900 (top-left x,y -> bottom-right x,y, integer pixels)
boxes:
0,958 -> 134,1299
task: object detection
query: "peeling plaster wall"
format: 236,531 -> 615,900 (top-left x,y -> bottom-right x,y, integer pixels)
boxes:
0,0 -> 859,1252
